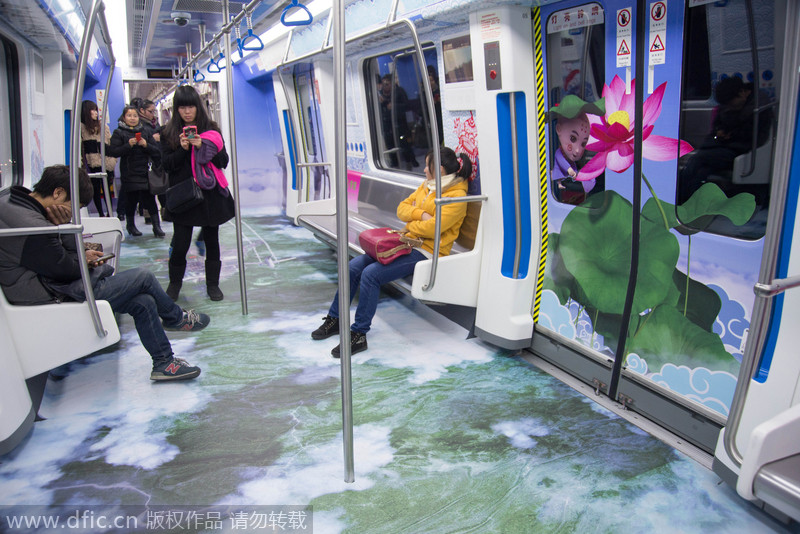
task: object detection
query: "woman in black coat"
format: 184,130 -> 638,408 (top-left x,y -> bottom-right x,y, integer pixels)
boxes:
161,85 -> 235,301
108,105 -> 164,237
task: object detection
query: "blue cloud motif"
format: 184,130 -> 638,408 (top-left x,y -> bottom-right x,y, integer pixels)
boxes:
650,364 -> 737,416
708,284 -> 749,363
539,290 -> 577,340
625,353 -> 648,375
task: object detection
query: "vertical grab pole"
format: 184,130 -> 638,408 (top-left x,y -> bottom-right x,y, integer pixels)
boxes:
222,0 -> 249,315
70,0 -> 107,338
333,0 -> 355,483
99,62 -> 115,218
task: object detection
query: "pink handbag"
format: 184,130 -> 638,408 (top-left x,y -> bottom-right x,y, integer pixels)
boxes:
359,228 -> 417,265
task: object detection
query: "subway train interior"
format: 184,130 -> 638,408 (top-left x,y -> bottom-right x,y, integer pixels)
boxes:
2,0 -> 800,531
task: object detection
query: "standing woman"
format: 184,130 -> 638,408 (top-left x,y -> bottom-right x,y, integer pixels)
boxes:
160,85 -> 234,301
108,105 -> 164,237
80,100 -> 117,217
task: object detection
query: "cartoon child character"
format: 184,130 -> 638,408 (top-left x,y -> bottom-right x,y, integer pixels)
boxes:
549,95 -> 604,204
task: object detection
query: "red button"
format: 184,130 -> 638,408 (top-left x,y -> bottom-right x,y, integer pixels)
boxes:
490,70 -> 497,80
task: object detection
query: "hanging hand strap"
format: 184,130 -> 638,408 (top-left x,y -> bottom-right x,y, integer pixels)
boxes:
281,0 -> 313,27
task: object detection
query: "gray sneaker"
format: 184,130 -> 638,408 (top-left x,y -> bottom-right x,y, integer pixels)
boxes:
150,357 -> 201,381
163,309 -> 210,332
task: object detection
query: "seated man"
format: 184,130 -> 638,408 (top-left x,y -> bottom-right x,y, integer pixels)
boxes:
0,165 -> 209,381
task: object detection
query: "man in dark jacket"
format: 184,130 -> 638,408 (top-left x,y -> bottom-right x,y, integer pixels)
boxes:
0,165 -> 209,381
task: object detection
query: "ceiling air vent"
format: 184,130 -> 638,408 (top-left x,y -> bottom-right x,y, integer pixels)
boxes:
171,0 -> 244,14
127,0 -> 158,68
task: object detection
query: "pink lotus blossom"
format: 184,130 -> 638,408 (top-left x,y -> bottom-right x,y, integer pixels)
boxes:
576,76 -> 693,182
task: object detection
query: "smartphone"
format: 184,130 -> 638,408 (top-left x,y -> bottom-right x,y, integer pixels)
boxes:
183,126 -> 197,139
135,132 -> 142,141
92,253 -> 115,264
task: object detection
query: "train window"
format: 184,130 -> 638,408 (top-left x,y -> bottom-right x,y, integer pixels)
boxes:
0,35 -> 22,188
676,0 -> 777,240
364,45 -> 441,174
544,3 -> 605,206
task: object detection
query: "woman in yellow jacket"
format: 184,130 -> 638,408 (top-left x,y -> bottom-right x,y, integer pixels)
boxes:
312,146 -> 473,357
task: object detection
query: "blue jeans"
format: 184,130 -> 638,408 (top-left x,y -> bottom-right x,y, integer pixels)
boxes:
93,268 -> 183,363
328,250 -> 426,333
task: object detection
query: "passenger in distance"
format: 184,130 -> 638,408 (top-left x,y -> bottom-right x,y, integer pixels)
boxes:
0,165 -> 209,381
312,147 -> 472,357
108,105 -> 165,238
79,100 -> 117,217
160,85 -> 235,302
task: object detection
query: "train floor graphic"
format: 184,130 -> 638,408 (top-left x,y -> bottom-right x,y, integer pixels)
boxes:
0,212 -> 792,533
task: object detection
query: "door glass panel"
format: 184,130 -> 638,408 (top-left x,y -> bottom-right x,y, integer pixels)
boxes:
677,0 -> 776,240
540,3 -> 618,356
294,65 -> 330,201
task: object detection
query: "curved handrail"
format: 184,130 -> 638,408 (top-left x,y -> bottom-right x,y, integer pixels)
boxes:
70,0 -> 115,338
282,0 -> 313,27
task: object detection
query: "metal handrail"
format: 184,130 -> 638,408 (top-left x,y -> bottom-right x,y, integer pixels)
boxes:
330,0 -> 354,484
754,275 -> 800,298
69,0 -> 115,338
723,0 -> 800,471
0,225 -> 84,238
222,0 -> 249,315
509,94 -> 522,279
435,194 -> 488,206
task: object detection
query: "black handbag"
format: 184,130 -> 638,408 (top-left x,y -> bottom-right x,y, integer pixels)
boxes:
148,162 -> 169,195
166,178 -> 204,213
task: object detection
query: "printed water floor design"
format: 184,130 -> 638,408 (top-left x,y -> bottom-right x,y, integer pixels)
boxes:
0,212 -> 795,533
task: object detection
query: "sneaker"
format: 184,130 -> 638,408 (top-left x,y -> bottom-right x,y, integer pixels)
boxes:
163,309 -> 210,332
311,315 -> 339,340
331,331 -> 367,358
150,357 -> 201,381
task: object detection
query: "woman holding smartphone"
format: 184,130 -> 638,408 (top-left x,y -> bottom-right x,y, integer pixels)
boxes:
108,105 -> 163,237
160,85 -> 234,301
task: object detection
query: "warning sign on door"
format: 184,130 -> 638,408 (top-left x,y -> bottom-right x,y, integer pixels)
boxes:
616,7 -> 632,68
648,1 -> 667,65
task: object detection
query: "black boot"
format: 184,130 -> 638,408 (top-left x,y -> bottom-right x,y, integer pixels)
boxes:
205,260 -> 223,301
151,212 -> 165,238
126,221 -> 142,236
167,260 -> 186,301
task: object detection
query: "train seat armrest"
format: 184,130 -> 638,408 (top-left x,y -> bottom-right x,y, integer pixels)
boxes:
0,289 -> 121,379
737,402 -> 800,501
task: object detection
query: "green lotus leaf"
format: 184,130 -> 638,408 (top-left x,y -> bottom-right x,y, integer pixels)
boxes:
543,232 -> 572,304
641,197 -> 679,229
560,191 -> 679,315
633,219 -> 681,313
671,269 -> 722,332
677,183 -> 757,226
626,305 -> 738,373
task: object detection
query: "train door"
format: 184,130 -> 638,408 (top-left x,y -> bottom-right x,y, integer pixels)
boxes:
533,0 -> 784,452
293,63 -> 330,202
